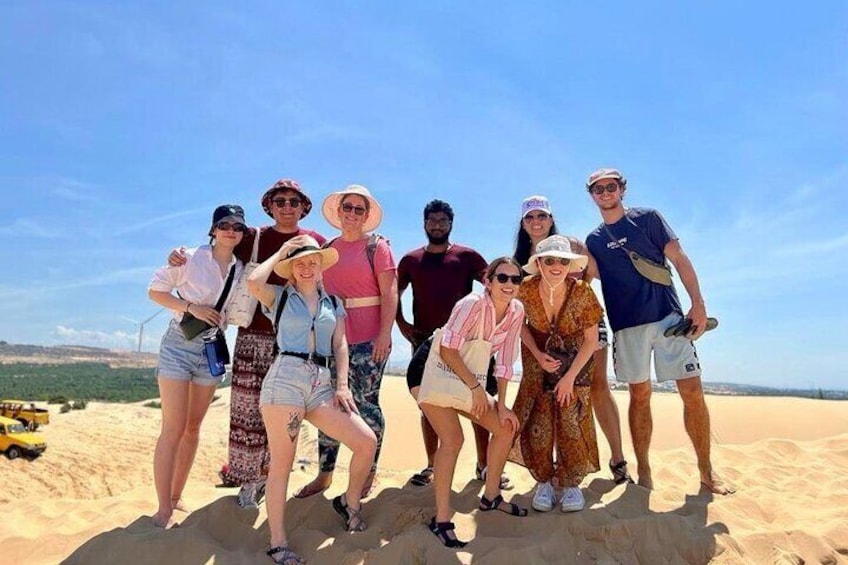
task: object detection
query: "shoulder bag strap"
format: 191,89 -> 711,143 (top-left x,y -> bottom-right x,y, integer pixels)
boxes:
213,263 -> 238,312
250,228 -> 261,263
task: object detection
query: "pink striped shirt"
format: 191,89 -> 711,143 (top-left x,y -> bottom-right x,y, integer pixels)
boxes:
440,292 -> 525,382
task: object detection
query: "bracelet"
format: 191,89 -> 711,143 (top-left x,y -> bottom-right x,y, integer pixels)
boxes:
469,383 -> 481,391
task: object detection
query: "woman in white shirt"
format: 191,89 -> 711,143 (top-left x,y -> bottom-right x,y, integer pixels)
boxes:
147,204 -> 246,528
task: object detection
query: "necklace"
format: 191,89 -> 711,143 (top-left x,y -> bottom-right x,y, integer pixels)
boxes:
539,272 -> 565,307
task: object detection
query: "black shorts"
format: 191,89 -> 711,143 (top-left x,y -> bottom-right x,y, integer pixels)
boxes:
406,336 -> 497,396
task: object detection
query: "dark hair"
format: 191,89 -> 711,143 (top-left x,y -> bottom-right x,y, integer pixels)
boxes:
423,199 -> 454,221
485,256 -> 522,281
512,218 -> 559,268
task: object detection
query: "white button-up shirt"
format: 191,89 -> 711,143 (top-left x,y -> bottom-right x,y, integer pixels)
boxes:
149,245 -> 243,323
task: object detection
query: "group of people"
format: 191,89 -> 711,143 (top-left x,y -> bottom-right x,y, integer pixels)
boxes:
147,169 -> 734,564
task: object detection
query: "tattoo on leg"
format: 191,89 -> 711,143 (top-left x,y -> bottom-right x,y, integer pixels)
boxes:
287,412 -> 302,443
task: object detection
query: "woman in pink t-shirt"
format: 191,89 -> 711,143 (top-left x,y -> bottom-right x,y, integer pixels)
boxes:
295,185 -> 399,500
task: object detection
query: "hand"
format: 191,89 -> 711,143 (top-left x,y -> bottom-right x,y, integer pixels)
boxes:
167,247 -> 187,267
187,304 -> 221,326
536,352 -> 562,374
470,385 -> 489,419
278,237 -> 306,258
554,375 -> 576,407
685,302 -> 708,340
333,385 -> 359,414
497,404 -> 519,434
372,332 -> 391,363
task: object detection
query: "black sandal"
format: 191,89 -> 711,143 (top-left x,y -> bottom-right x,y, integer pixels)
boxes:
479,494 -> 528,516
332,494 -> 367,532
266,545 -> 305,565
428,517 -> 467,548
610,460 -> 635,485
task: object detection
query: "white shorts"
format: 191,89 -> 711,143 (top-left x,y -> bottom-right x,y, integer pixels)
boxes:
612,313 -> 701,384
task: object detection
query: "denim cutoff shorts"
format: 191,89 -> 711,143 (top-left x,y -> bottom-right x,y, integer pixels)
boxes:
259,354 -> 335,411
156,319 -> 223,387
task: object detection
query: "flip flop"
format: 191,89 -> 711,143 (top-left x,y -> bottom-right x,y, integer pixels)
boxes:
410,466 -> 434,486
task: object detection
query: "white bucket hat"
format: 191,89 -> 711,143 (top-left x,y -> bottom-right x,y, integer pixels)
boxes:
523,235 -> 588,275
273,235 -> 339,279
321,184 -> 383,232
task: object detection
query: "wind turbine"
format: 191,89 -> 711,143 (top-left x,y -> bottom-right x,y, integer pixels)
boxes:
123,308 -> 165,352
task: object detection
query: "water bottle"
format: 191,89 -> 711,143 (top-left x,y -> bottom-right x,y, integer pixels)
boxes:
203,332 -> 227,377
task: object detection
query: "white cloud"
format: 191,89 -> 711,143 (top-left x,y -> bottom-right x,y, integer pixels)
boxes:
52,325 -> 159,351
114,207 -> 209,236
0,218 -> 61,238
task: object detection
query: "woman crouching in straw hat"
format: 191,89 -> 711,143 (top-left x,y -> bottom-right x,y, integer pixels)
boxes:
147,204 -> 246,528
416,257 -> 529,548
246,235 -> 377,564
507,235 -> 603,514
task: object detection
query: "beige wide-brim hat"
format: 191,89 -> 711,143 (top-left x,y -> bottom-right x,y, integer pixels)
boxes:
273,235 -> 339,279
321,184 -> 383,232
524,235 -> 589,275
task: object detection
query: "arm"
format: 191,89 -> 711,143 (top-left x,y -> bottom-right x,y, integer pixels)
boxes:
246,237 -> 304,309
395,271 -> 416,344
664,239 -> 708,339
372,269 -> 398,363
521,323 -> 561,374
331,316 -> 357,413
554,324 -> 599,406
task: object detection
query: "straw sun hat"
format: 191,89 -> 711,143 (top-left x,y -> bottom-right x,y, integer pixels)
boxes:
523,235 -> 589,275
273,235 -> 339,279
321,184 -> 383,232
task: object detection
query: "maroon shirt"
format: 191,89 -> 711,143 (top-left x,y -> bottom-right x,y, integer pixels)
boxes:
397,244 -> 488,339
235,226 -> 326,333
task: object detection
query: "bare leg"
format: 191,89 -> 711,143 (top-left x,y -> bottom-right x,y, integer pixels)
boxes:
153,378 -> 189,527
308,403 -> 377,519
170,382 -> 217,508
472,422 -> 490,468
676,376 -> 735,495
470,405 -> 515,502
261,405 -> 303,549
420,403 -> 464,523
422,414 -> 439,467
590,349 -> 626,465
628,381 -> 653,489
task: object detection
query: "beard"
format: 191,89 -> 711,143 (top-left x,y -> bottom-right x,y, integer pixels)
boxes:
426,231 -> 450,245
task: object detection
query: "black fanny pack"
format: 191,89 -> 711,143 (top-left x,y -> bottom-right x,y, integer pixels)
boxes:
178,263 -> 237,341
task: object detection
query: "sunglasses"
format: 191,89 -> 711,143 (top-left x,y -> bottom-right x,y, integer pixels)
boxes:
215,221 -> 247,232
425,218 -> 451,228
493,273 -> 522,285
542,257 -> 571,266
272,197 -> 302,208
341,203 -> 367,216
589,182 -> 620,195
523,212 -> 550,222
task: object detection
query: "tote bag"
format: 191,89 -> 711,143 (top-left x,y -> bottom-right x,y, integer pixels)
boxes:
224,230 -> 261,328
417,307 -> 492,412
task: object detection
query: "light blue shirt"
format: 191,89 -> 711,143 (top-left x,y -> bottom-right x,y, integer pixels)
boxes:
262,285 -> 346,357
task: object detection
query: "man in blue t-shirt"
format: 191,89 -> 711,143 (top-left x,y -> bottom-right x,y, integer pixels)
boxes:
584,168 -> 734,495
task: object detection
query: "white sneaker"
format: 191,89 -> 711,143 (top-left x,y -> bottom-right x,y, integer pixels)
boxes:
237,480 -> 266,509
560,487 -> 585,513
531,482 -> 555,512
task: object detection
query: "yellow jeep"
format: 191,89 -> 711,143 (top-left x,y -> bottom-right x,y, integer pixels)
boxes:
0,416 -> 46,459
0,399 -> 50,430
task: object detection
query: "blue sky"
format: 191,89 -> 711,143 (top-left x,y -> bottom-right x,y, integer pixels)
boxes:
2,2 -> 846,389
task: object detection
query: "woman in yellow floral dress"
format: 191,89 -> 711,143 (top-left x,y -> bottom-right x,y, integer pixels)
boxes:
509,235 -> 603,513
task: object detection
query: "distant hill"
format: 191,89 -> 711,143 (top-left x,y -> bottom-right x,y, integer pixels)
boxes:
0,342 -> 158,369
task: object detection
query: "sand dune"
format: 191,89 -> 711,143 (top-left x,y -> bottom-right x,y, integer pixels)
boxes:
1,379 -> 847,564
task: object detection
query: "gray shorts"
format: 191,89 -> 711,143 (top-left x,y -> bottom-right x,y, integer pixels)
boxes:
156,320 -> 223,387
259,354 -> 335,411
612,313 -> 701,384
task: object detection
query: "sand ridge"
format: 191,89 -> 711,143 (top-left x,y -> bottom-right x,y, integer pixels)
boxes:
1,380 -> 847,564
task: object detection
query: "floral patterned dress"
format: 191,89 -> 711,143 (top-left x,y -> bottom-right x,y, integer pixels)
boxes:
508,276 -> 603,487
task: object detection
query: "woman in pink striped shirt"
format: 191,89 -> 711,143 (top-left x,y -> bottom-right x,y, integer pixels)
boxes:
417,257 -> 529,548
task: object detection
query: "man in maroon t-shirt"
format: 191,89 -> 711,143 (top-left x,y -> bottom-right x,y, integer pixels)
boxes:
397,199 -> 511,489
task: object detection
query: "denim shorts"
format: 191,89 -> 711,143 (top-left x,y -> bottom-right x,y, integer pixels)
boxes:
612,313 -> 701,384
259,354 -> 335,411
156,320 -> 223,387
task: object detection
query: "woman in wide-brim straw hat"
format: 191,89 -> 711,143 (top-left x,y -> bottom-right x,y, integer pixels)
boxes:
508,234 -> 604,514
295,184 -> 398,501
247,234 -> 377,564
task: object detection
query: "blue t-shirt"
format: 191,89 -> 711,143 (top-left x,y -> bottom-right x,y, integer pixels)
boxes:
586,207 -> 682,332
262,285 -> 346,357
